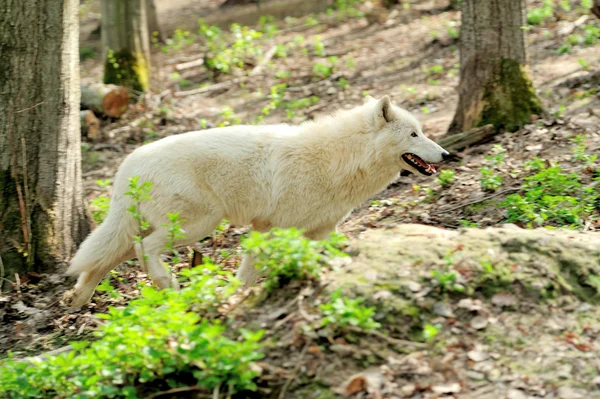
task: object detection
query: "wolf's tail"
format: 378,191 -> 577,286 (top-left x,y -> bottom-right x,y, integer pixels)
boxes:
66,196 -> 136,277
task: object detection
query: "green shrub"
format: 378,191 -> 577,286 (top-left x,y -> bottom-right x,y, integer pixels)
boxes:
0,262 -> 263,398
480,167 -> 503,191
242,228 -> 347,292
527,0 -> 554,25
435,169 -> 456,188
500,162 -> 599,228
319,289 -> 380,330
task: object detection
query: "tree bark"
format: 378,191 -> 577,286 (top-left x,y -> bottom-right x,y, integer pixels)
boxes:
146,0 -> 165,44
0,0 -> 91,277
448,0 -> 542,134
101,0 -> 151,91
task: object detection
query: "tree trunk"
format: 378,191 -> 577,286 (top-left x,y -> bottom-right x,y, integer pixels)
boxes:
0,0 -> 91,277
448,0 -> 542,134
146,0 -> 165,44
592,0 -> 600,20
101,0 -> 151,92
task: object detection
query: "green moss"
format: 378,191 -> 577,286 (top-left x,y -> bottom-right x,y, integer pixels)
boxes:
103,49 -> 149,92
479,58 -> 543,132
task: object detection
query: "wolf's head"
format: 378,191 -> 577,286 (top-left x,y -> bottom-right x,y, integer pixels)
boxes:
362,95 -> 449,176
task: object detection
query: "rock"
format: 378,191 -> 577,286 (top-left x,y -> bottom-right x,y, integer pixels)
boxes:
557,386 -> 586,399
470,315 -> 489,330
431,382 -> 461,394
491,292 -> 518,308
457,298 -> 485,312
465,370 -> 486,381
398,383 -> 416,397
406,281 -> 422,292
434,302 -> 454,317
507,389 -> 528,399
328,224 -> 600,306
467,350 -> 490,362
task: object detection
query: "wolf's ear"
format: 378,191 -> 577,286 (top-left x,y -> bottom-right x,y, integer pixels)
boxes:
372,95 -> 394,127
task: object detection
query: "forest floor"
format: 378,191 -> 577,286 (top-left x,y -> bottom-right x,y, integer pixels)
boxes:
2,0 -> 600,398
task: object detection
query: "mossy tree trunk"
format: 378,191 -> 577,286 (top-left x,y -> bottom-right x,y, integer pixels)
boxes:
448,0 -> 542,134
101,0 -> 151,92
0,0 -> 91,277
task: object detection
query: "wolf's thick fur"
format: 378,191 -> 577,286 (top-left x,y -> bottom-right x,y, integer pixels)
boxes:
67,96 -> 448,307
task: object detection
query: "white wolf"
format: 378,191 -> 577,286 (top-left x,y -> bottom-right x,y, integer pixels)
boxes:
66,95 -> 448,307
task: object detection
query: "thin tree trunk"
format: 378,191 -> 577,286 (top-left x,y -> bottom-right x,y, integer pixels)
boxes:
0,0 -> 91,277
146,0 -> 165,44
101,0 -> 151,91
448,0 -> 542,134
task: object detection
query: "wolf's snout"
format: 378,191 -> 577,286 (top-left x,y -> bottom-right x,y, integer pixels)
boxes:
442,150 -> 451,161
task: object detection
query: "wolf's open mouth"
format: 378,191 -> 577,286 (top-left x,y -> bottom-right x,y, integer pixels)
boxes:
402,153 -> 437,176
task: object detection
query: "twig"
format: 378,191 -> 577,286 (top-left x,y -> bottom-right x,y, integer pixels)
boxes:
145,385 -> 202,399
297,292 -> 316,323
14,273 -> 21,296
213,384 -> 220,399
278,343 -> 309,399
20,138 -> 32,262
174,78 -> 244,97
15,101 -> 44,113
434,187 -> 522,214
174,57 -> 205,72
250,45 -> 278,77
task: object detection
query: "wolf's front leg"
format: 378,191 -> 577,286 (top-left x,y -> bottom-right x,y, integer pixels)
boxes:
236,253 -> 259,286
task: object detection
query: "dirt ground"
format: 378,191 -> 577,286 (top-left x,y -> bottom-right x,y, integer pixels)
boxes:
2,0 -> 600,398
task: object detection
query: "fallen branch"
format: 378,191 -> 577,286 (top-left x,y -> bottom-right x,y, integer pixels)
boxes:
174,77 -> 244,97
434,186 -> 522,214
250,45 -> 278,76
146,385 -> 202,399
81,83 -> 130,118
436,124 -> 496,154
174,57 -> 205,72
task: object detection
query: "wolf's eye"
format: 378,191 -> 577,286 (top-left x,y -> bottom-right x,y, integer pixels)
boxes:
411,132 -> 418,137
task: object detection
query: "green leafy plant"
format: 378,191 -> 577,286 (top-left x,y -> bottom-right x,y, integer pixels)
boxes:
500,162 -> 599,228
527,0 -> 554,25
430,253 -> 465,293
125,176 -> 153,262
163,212 -> 186,264
422,323 -> 441,342
480,145 -> 505,191
217,106 -> 242,127
312,56 -> 339,79
0,262 -> 263,398
319,289 -> 380,330
242,228 -> 347,292
570,134 -> 598,167
435,169 -> 456,188
480,167 -> 503,191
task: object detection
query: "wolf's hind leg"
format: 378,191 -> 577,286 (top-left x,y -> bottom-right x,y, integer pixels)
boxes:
236,254 -> 258,286
136,216 -> 222,290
